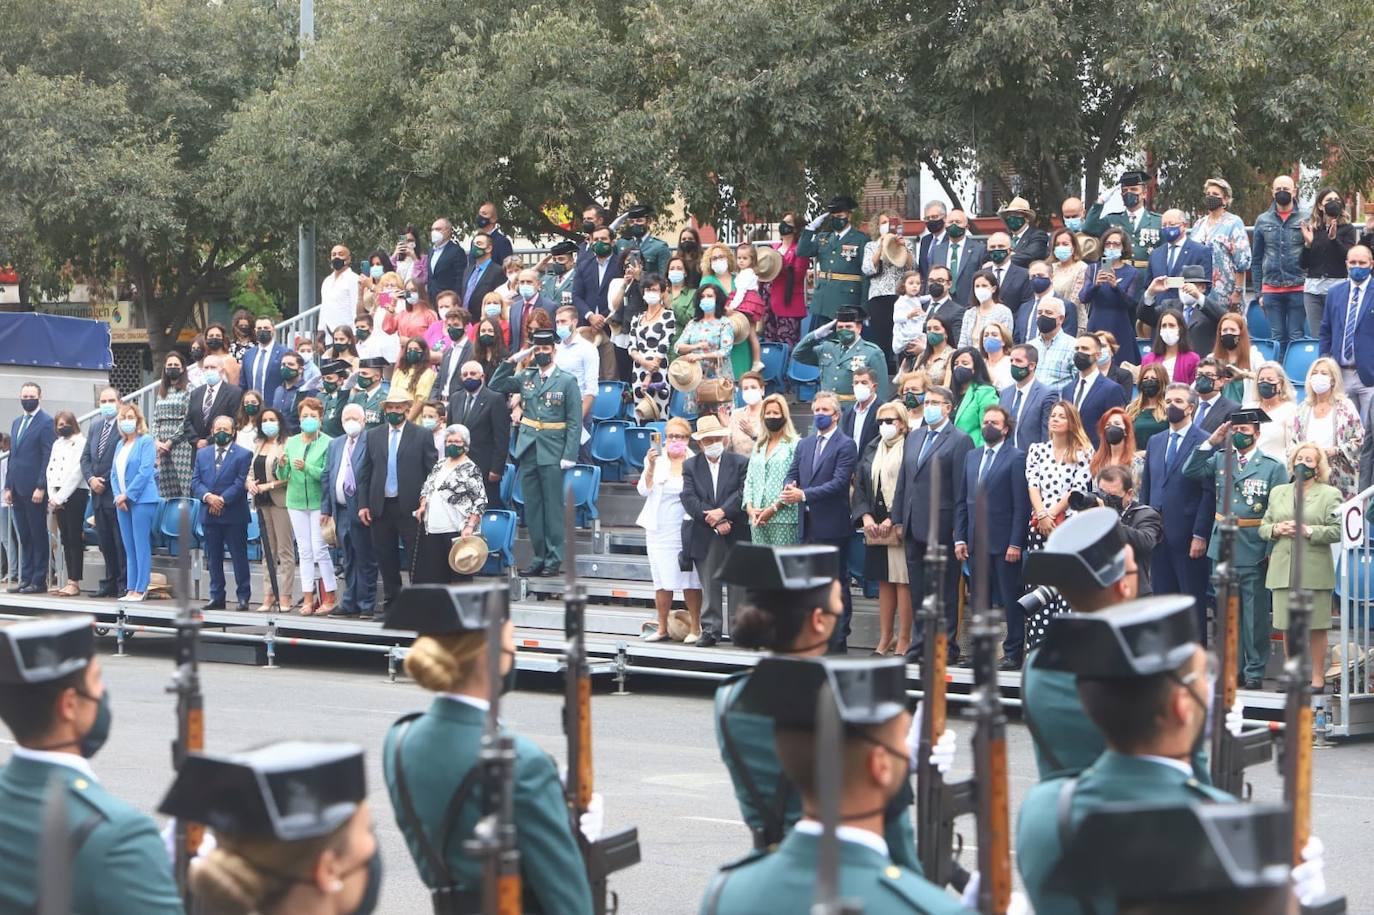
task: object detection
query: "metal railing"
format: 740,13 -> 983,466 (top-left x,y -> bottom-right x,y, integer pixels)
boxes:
1332,483 -> 1374,737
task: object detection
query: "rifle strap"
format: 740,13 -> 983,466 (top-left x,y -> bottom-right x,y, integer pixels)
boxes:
391,716 -> 485,890
1054,777 -> 1078,850
1021,698 -> 1066,776
715,678 -> 789,846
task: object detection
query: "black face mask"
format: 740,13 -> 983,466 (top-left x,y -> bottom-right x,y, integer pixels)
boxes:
1139,378 -> 1161,397
331,257 -> 346,271
190,347 -> 204,361
1258,381 -> 1279,400
1072,351 -> 1094,371
581,220 -> 597,235
235,323 -> 251,336
1036,315 -> 1058,334
57,425 -> 74,438
1166,404 -> 1187,425
678,239 -> 698,253
778,222 -> 794,236
927,282 -> 946,299
1274,190 -> 1293,207
764,415 -> 786,433
1195,375 -> 1216,395
164,367 -> 183,381
547,262 -> 568,276
981,423 -> 1003,445
925,218 -> 945,235
1324,199 -> 1343,218
952,365 -> 974,387
1104,425 -> 1126,445
1204,195 -> 1224,211
255,330 -> 273,344
1122,191 -> 1141,208
1220,333 -> 1239,351
205,337 -> 224,351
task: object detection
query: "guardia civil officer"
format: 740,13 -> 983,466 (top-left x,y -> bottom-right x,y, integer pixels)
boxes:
792,304 -> 893,403
158,741 -> 380,915
797,195 -> 871,321
489,328 -> 582,577
612,203 -> 672,278
1082,169 -> 1164,267
701,655 -> 971,914
0,616 -> 183,913
381,584 -> 594,914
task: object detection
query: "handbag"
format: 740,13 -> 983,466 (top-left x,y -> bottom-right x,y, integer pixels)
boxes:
677,518 -> 694,572
863,488 -> 902,547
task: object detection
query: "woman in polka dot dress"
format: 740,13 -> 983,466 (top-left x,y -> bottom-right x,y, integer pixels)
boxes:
629,274 -> 676,418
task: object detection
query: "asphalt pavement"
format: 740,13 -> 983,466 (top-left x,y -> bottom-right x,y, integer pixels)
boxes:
3,639 -> 1372,914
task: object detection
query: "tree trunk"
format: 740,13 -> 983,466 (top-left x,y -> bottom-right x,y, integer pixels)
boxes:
921,153 -> 964,211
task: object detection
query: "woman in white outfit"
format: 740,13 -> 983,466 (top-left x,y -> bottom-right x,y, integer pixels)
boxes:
635,416 -> 704,642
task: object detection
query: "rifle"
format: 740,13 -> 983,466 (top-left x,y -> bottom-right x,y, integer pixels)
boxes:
1210,435 -> 1273,794
1279,474 -> 1347,914
462,587 -> 521,915
36,773 -> 71,915
562,496 -> 640,915
165,500 -> 204,904
812,681 -> 862,915
914,459 -> 974,890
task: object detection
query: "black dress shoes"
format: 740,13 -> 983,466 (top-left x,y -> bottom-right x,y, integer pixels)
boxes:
235,602 -> 251,612
696,633 -> 719,648
518,564 -> 545,577
202,600 -> 226,611
18,584 -> 40,594
997,656 -> 1023,672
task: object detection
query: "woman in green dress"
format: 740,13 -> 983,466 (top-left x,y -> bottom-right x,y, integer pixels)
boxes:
666,254 -> 696,351
276,397 -> 335,616
1127,361 -> 1170,448
949,347 -> 1000,446
742,393 -> 799,545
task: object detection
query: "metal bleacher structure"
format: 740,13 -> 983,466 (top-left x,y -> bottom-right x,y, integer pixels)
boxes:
8,247 -> 1368,732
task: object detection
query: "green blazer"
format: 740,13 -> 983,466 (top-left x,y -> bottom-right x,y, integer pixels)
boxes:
1261,481 -> 1343,590
0,754 -> 183,914
1017,751 -> 1234,915
489,361 -> 582,466
276,432 -> 332,509
952,384 -> 1000,446
1182,446 -> 1289,566
713,675 -> 922,874
701,829 -> 970,915
382,697 -> 592,915
793,333 -> 892,403
796,226 -> 870,318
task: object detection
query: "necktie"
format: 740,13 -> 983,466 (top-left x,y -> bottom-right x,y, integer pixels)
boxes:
918,429 -> 938,464
203,385 -> 215,418
385,428 -> 400,496
1167,244 -> 1179,273
1196,400 -> 1210,429
1166,431 -> 1180,470
16,413 -> 30,444
996,267 -> 1005,286
948,242 -> 960,279
464,263 -> 485,307
97,417 -> 113,457
214,448 -> 225,473
256,349 -> 268,391
1343,284 -> 1363,362
1074,378 -> 1087,408
978,448 -> 994,482
342,437 -> 357,497
1238,453 -> 1248,471
1012,387 -> 1024,420
812,434 -> 828,473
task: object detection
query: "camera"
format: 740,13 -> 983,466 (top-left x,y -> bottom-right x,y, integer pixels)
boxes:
1018,585 -> 1058,616
1068,489 -> 1123,512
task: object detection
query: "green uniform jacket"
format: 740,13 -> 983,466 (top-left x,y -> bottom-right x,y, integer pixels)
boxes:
0,755 -> 183,914
701,829 -> 970,915
1183,446 -> 1289,566
541,271 -> 576,309
793,333 -> 892,403
349,383 -> 390,428
489,361 -> 581,466
383,697 -> 593,915
276,432 -> 332,509
321,388 -> 347,438
1260,481 -> 1343,590
713,676 -> 921,874
796,227 -> 871,319
1017,751 -> 1233,915
1082,203 -> 1163,263
616,236 -> 672,278
1022,650 -> 1211,782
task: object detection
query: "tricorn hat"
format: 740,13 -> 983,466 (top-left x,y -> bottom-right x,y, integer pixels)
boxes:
625,204 -> 654,219
356,356 -> 387,370
320,359 -> 351,377
1022,508 -> 1126,590
1119,169 -> 1152,187
530,328 -> 558,347
0,616 -> 94,685
734,656 -> 907,728
1032,594 -> 1200,678
721,543 -> 839,592
549,241 -> 578,257
383,583 -> 507,633
826,195 -> 859,213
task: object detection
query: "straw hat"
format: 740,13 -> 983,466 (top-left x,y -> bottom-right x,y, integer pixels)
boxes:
754,245 -> 783,283
727,311 -> 751,344
668,358 -> 702,393
448,535 -> 490,575
881,234 -> 911,268
692,415 -> 730,441
321,514 -> 337,548
634,395 -> 660,423
997,196 -> 1037,221
666,609 -> 692,641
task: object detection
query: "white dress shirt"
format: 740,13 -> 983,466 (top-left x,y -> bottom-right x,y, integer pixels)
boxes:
555,336 -> 599,400
320,268 -> 360,333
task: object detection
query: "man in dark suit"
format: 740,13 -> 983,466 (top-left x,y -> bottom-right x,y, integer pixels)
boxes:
357,390 -> 437,615
320,403 -> 377,620
509,267 -> 557,351
426,217 -> 467,303
1137,263 -> 1226,355
1095,464 -> 1163,597
1139,383 -> 1216,637
1014,260 -> 1078,344
192,415 -> 253,611
573,225 -> 623,332
459,232 -> 504,321
184,354 -> 244,448
680,417 -> 750,647
1142,210 -> 1213,310
1190,357 -> 1239,433
1060,334 -> 1128,447
840,366 -> 882,456
431,299 -> 475,405
892,385 -> 975,663
919,265 -> 968,353
4,383 -> 55,593
1319,244 -> 1374,417
79,387 -> 126,597
476,201 -> 513,265
984,232 -> 1031,316
781,392 -> 859,652
1000,344 -> 1055,450
240,315 -> 291,403
999,197 -> 1050,268
449,360 -> 511,509
953,405 -> 1030,668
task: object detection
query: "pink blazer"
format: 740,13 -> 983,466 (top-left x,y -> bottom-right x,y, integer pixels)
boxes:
1141,350 -> 1199,383
766,243 -> 810,318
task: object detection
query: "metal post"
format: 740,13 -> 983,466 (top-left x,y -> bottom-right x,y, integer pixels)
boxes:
264,618 -> 278,670
296,0 -> 316,328
613,642 -> 629,695
388,645 -> 401,683
114,607 -> 127,657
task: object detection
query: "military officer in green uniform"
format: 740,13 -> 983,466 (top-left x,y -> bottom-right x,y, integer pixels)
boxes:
1183,410 -> 1288,688
1083,169 -> 1164,267
489,328 -> 582,576
613,203 -> 672,278
540,240 -> 579,308
1017,596 -> 1236,915
0,616 -> 183,914
318,358 -> 351,437
792,305 -> 892,403
713,543 -> 935,875
383,584 -> 594,915
797,194 -> 870,321
702,653 -> 971,914
159,740 -> 381,914
348,356 -> 390,429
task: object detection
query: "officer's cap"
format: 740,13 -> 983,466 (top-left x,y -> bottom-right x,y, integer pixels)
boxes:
383,583 -> 507,634
1118,170 -> 1152,187
550,241 -> 578,256
356,356 -> 388,370
836,305 -> 865,323
721,543 -> 838,592
1032,594 -> 1199,678
625,204 -> 654,219
1047,802 -> 1291,901
530,329 -> 558,346
320,359 -> 351,377
826,195 -> 859,213
159,741 -> 366,842
0,616 -> 94,685
735,656 -> 907,728
1229,408 -> 1271,427
1022,507 -> 1125,589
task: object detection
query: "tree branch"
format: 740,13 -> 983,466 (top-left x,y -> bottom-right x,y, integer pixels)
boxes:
921,153 -> 964,211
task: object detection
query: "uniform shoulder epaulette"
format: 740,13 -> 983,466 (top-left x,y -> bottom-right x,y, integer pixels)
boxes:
64,774 -> 125,825
717,847 -> 769,872
877,862 -> 950,909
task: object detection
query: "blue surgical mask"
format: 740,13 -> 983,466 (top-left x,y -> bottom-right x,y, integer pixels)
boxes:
668,269 -> 686,285
1350,266 -> 1372,283
485,303 -> 501,317
983,336 -> 1003,353
556,324 -> 573,341
203,370 -> 221,387
1161,225 -> 1182,243
1102,247 -> 1123,262
369,264 -> 384,280
117,419 -> 137,435
261,421 -> 280,438
1053,245 -> 1073,262
99,403 -> 118,419
1064,217 -> 1084,232
700,297 -> 717,313
406,292 -> 419,305
923,405 -> 944,426
518,283 -> 536,299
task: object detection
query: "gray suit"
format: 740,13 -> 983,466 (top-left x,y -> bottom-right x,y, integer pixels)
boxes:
78,414 -> 125,594
320,431 -> 377,616
999,379 -> 1055,451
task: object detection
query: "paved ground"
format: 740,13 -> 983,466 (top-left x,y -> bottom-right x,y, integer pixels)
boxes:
3,639 -> 1372,914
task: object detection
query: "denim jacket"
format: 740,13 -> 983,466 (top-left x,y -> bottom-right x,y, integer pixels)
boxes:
1251,204 -> 1306,288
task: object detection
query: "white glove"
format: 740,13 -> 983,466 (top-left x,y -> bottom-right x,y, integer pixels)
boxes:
160,818 -> 217,864
1292,835 -> 1328,905
560,459 -> 575,470
959,873 -> 1032,914
814,320 -> 837,340
807,214 -> 827,231
905,702 -> 957,774
1225,698 -> 1244,738
579,792 -> 605,843
609,212 -> 628,232
509,347 -> 533,363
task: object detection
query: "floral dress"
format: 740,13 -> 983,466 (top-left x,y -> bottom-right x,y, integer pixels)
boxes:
742,437 -> 799,545
152,389 -> 193,498
630,307 -> 675,417
675,317 -> 735,380
1190,211 -> 1252,303
1023,442 -> 1093,647
1291,398 -> 1365,500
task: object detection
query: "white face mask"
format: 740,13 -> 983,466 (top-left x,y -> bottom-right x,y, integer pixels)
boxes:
852,383 -> 873,403
878,221 -> 891,235
974,286 -> 994,304
711,258 -> 730,275
343,419 -> 363,438
430,230 -> 445,246
643,291 -> 662,306
1179,290 -> 1200,307
878,423 -> 900,442
704,442 -> 725,459
1159,327 -> 1180,347
1310,373 -> 1333,395
741,388 -> 763,406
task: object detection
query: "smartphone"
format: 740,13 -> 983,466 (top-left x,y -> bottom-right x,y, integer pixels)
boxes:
627,250 -> 642,268
1165,276 -> 1184,289
651,432 -> 662,450
397,234 -> 409,246
562,291 -> 573,306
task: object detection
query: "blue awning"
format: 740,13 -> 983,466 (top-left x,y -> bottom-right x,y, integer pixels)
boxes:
0,313 -> 113,370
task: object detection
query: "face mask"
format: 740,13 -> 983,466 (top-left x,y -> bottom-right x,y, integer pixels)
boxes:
356,374 -> 374,389
925,218 -> 945,235
206,337 -> 224,351
711,258 -> 730,275
835,329 -> 857,346
679,238 -> 698,252
369,265 -> 384,280
668,269 -> 686,285
547,262 -> 568,277
952,365 -> 974,386
1220,333 -> 1239,351
261,421 -> 280,438
298,350 -> 314,363
99,403 -> 118,419
431,229 -> 446,246
852,383 -> 872,403
700,298 -> 717,314
236,322 -> 251,336
988,248 -> 1009,264
164,367 -> 182,382
445,442 -> 465,458
533,351 -> 553,368
1030,275 -> 1052,294
190,347 -> 205,361
1122,191 -> 1141,209
471,245 -> 488,260
1064,217 -> 1084,232
923,405 -> 944,426
1324,199 -> 1343,218
118,419 -> 137,435
946,224 -> 966,239
778,222 -> 794,236
581,220 -> 597,235
974,286 -> 994,304
1274,189 -> 1293,207
406,292 -> 419,305
478,333 -> 496,346
1166,404 -> 1187,425
281,365 -> 299,380
704,442 -> 726,459
57,425 -> 73,438
421,417 -> 438,430
1254,380 -> 1277,400
1161,225 -> 1182,243
1159,327 -> 1180,347
1102,247 -> 1123,262
1194,375 -> 1216,395
1205,195 -> 1224,211
1097,350 -> 1112,367
643,291 -> 662,306
1295,463 -> 1317,481
1053,245 -> 1073,262
434,326 -> 457,344
405,349 -> 423,364
1010,363 -> 1030,382
1036,315 -> 1058,334
830,216 -> 848,231
1072,351 -> 1094,372
476,214 -> 492,228
1232,431 -> 1254,451
983,335 -> 1003,354
927,281 -> 946,299
296,416 -> 318,434
555,324 -> 573,341
741,388 -> 763,406
355,327 -> 371,341
764,415 -> 786,432
331,257 -> 346,271
385,411 -> 406,427
666,441 -> 687,458
1104,425 -> 1126,446
1140,378 -> 1161,397
878,422 -> 900,442
1004,215 -> 1026,232
462,377 -> 483,393
1310,373 -> 1332,395
1350,266 -> 1372,283
203,370 -> 222,387
813,413 -> 834,432
926,330 -> 945,348
323,379 -> 339,393
592,241 -> 613,257
77,689 -> 112,759
343,420 -> 363,438
981,423 -> 1004,445
903,392 -> 921,409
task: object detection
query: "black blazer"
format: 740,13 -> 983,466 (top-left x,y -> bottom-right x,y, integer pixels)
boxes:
1010,227 -> 1050,268
679,451 -> 750,561
79,415 -> 121,509
850,437 -> 902,527
1013,295 -> 1079,345
460,259 -> 506,319
841,402 -> 881,457
434,339 -> 476,404
357,421 -> 438,517
426,243 -> 467,303
449,386 -> 511,477
182,383 -> 243,444
1137,289 -> 1228,355
989,264 -> 1031,317
572,254 -> 623,320
891,423 -> 975,544
1193,394 -> 1239,434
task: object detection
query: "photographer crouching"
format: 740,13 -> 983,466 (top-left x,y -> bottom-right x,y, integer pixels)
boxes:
1067,465 -> 1162,596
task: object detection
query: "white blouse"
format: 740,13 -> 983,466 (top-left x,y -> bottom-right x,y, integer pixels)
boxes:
45,435 -> 88,506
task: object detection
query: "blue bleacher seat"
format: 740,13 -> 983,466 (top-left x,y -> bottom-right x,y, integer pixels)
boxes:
592,381 -> 628,422
787,358 -> 820,402
244,510 -> 262,561
83,506 -> 98,547
1246,298 -> 1271,342
1282,338 -> 1321,385
1252,338 -> 1279,364
668,388 -> 698,420
645,420 -> 667,437
563,464 -> 601,528
479,509 -> 518,575
510,466 -> 525,509
847,531 -> 878,599
158,498 -> 201,555
589,420 -> 630,481
624,426 -> 655,472
758,341 -> 788,393
1136,338 -> 1152,360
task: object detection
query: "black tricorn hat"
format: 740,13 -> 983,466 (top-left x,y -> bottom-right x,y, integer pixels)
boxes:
549,241 -> 578,256
1032,594 -> 1199,678
320,359 -> 351,377
530,329 -> 558,346
625,204 -> 654,219
383,583 -> 507,634
836,305 -> 866,323
721,543 -> 839,592
1022,507 -> 1125,590
1118,170 -> 1152,186
0,616 -> 94,685
734,656 -> 907,728
356,356 -> 388,369
1228,408 -> 1272,427
826,195 -> 859,213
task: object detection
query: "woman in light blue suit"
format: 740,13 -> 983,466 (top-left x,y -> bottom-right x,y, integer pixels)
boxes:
111,403 -> 160,601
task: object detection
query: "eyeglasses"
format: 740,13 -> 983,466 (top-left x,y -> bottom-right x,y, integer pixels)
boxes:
877,417 -> 901,426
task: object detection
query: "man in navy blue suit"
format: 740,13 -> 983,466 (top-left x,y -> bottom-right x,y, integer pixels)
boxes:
5,383 -> 55,593
983,231 -> 1031,316
458,232 -> 505,321
1060,334 -> 1127,447
241,315 -> 291,403
1319,244 -> 1374,417
892,385 -> 975,663
1014,260 -> 1078,344
953,405 -> 1030,668
573,225 -> 623,330
1000,344 -> 1054,449
840,366 -> 882,457
1139,383 -> 1216,640
1142,209 -> 1212,312
79,386 -> 126,597
320,403 -> 377,620
781,392 -> 859,652
920,208 -> 986,307
192,415 -> 253,611
426,217 -> 467,303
